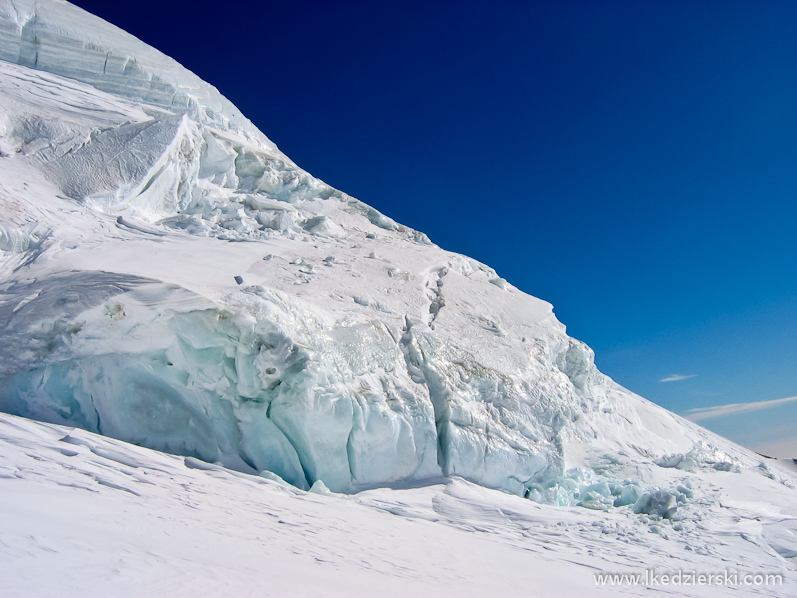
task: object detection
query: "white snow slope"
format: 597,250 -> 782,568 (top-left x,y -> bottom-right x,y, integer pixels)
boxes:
0,1 -> 795,596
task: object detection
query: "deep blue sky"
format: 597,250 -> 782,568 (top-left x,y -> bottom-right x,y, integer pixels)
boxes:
71,0 -> 796,440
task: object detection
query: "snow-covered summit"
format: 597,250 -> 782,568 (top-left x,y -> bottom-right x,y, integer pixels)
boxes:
0,0 -> 790,514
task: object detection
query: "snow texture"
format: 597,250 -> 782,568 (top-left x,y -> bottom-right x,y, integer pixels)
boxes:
1,411 -> 795,597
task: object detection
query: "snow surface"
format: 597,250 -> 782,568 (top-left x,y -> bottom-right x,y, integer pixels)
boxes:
0,0 -> 287,161
0,1 -> 795,595
2,411 -> 796,597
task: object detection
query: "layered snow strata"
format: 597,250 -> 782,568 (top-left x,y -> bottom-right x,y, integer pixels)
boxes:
0,55 -> 399,240
0,0 -> 284,158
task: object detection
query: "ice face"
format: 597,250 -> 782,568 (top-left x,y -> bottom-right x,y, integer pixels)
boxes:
46,114 -> 203,220
0,273 -> 441,491
0,0 -> 286,160
0,0 -> 761,501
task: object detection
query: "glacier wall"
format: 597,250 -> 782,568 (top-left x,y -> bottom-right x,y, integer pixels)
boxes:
0,265 -> 566,494
0,0 -> 747,506
0,272 -> 439,491
0,253 -> 707,498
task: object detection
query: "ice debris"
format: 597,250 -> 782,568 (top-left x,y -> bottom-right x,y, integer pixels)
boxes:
633,490 -> 678,519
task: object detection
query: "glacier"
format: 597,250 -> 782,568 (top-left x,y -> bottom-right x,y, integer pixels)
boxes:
2,3 -> 797,596
0,0 -> 788,514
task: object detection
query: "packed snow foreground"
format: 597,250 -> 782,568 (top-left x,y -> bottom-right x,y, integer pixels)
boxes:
0,1 -> 794,596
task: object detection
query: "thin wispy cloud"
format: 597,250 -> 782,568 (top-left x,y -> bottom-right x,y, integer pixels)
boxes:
660,374 -> 697,383
685,395 -> 797,423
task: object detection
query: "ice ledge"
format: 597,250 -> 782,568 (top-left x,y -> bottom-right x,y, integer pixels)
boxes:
0,0 -> 289,161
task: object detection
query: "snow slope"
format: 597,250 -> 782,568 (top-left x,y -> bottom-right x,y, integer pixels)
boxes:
0,0 -> 287,160
0,1 -> 795,594
2,411 -> 796,597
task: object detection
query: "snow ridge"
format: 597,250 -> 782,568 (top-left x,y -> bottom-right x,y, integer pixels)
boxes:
0,0 -> 285,159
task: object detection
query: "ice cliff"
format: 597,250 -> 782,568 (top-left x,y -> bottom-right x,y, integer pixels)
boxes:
0,0 -> 760,509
